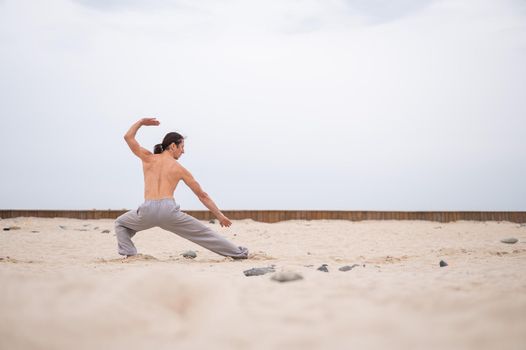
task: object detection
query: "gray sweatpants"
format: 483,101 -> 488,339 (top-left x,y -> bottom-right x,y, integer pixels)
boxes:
114,198 -> 248,259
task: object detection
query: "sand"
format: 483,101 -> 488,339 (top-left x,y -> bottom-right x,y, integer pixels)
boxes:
1,217 -> 525,350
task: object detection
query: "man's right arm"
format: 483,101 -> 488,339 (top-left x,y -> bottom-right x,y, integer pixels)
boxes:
124,118 -> 160,161
181,168 -> 232,227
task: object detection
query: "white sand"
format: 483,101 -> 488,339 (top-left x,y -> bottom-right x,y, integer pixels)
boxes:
1,217 -> 525,350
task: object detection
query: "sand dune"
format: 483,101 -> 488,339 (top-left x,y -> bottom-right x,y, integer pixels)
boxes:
1,217 -> 525,350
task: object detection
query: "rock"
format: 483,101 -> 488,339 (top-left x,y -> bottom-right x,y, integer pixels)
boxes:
31,231 -> 39,233
209,219 -> 216,224
270,272 -> 303,283
439,260 -> 448,267
317,264 -> 329,272
339,264 -> 360,272
3,226 -> 21,231
500,238 -> 518,244
243,266 -> 275,277
101,230 -> 111,234
182,250 -> 197,259
59,225 -> 67,230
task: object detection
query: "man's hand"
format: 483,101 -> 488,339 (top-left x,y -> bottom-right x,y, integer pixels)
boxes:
218,215 -> 232,228
140,118 -> 160,126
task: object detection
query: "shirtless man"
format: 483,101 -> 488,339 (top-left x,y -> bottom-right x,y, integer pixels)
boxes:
114,118 -> 249,259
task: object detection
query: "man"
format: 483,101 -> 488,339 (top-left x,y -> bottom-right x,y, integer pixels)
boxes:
114,117 -> 249,259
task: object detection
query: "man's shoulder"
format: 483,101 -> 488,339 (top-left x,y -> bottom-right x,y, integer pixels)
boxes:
168,159 -> 188,173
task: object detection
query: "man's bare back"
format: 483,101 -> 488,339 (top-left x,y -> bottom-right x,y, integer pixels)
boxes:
142,153 -> 183,200
124,118 -> 232,227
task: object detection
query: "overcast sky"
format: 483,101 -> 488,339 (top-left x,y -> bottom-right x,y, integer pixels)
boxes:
1,0 -> 525,211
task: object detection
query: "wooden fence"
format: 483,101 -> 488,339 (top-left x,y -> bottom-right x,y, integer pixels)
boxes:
1,210 -> 525,223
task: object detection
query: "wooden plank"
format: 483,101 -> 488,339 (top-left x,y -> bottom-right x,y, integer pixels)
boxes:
1,210 -> 526,223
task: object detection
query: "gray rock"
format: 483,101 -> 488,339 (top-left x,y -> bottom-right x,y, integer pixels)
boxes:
339,264 -> 360,272
101,230 -> 111,234
59,225 -> 67,230
270,272 -> 303,283
209,219 -> 216,224
243,266 -> 275,277
182,250 -> 197,259
500,238 -> 518,244
3,226 -> 21,231
317,264 -> 329,272
439,260 -> 448,267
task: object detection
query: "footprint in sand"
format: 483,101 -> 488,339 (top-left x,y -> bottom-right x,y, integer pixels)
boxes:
248,251 -> 275,260
0,256 -> 41,264
96,254 -> 159,263
365,255 -> 410,264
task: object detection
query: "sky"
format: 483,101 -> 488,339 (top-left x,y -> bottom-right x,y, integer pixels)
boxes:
1,0 -> 525,211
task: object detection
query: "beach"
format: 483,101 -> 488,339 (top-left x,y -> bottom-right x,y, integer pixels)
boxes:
1,217 -> 525,350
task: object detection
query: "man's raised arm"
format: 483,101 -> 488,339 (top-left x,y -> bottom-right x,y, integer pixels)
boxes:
124,118 -> 160,160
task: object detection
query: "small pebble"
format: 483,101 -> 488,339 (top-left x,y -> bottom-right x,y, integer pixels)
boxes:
182,250 -> 197,259
271,272 -> 303,283
500,238 -> 518,244
31,231 -> 39,233
243,266 -> 275,277
339,264 -> 360,272
317,264 -> 329,272
209,219 -> 216,224
101,230 -> 111,234
3,226 -> 21,231
439,260 -> 448,267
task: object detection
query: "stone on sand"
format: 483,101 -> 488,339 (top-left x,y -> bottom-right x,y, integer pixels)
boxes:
339,264 -> 360,272
182,250 -> 197,259
317,264 -> 329,272
271,272 -> 303,283
500,238 -> 518,244
243,266 -> 275,277
439,260 -> 448,267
